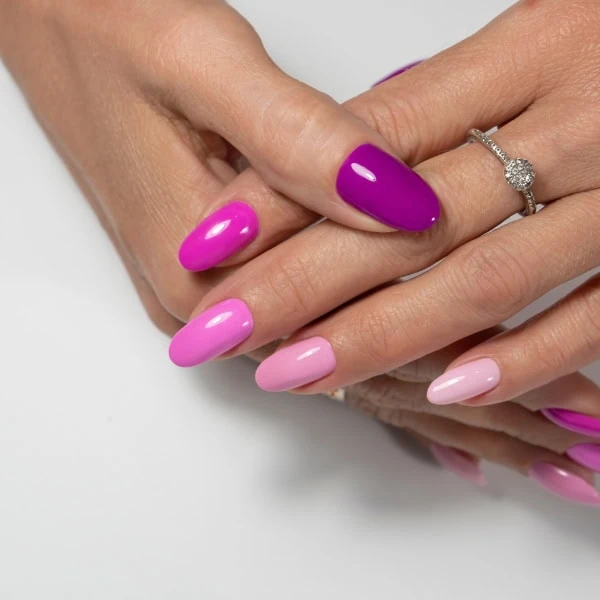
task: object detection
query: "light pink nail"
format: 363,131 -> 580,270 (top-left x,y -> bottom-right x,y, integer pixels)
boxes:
255,337 -> 336,392
529,462 -> 600,506
178,202 -> 259,272
169,299 -> 253,367
427,358 -> 500,405
430,443 -> 487,487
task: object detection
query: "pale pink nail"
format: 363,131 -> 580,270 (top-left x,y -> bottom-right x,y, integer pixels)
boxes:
529,462 -> 600,506
169,299 -> 253,367
255,337 -> 336,392
430,443 -> 487,487
566,444 -> 600,473
178,202 -> 259,272
427,358 -> 500,405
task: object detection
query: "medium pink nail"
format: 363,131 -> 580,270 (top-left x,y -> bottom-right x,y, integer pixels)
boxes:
427,358 -> 500,405
169,299 -> 253,367
430,443 -> 487,486
528,462 -> 600,506
541,408 -> 600,438
255,337 -> 336,392
178,202 -> 259,272
566,444 -> 600,473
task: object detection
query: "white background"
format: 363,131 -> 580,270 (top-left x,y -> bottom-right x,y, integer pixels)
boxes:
1,1 -> 599,598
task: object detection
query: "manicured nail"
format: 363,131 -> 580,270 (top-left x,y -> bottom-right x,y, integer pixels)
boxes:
336,144 -> 440,231
567,444 -> 600,473
169,299 -> 253,367
372,60 -> 423,86
541,408 -> 600,438
255,337 -> 336,392
427,358 -> 500,405
178,202 -> 259,272
528,462 -> 600,506
430,443 -> 487,487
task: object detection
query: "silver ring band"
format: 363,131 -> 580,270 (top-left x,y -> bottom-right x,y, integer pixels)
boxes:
323,389 -> 347,403
468,129 -> 537,216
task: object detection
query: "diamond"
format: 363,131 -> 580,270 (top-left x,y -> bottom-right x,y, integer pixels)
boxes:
504,158 -> 535,191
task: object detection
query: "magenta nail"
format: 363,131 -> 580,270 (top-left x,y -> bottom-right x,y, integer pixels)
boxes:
567,444 -> 600,473
372,60 -> 423,87
541,408 -> 600,438
336,144 -> 440,231
529,462 -> 600,506
430,443 -> 487,487
178,202 -> 259,272
169,299 -> 253,367
255,337 -> 336,392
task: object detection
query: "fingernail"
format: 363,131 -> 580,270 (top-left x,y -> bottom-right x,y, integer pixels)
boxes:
336,144 -> 440,231
430,443 -> 487,487
541,408 -> 600,438
427,358 -> 500,405
255,337 -> 336,392
372,60 -> 423,86
528,462 -> 600,506
567,444 -> 600,473
169,299 -> 253,367
178,202 -> 259,272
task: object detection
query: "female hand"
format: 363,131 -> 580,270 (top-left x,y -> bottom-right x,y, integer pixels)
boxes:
172,1 -> 600,425
0,0 -> 442,336
321,329 -> 600,506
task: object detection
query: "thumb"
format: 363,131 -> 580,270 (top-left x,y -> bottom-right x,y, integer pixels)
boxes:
168,4 -> 440,233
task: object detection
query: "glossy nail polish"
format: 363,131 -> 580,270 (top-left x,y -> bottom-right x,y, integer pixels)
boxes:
528,462 -> 600,506
430,443 -> 487,486
427,358 -> 500,405
336,144 -> 440,231
255,337 -> 336,392
567,444 -> 600,473
169,299 -> 253,367
178,202 -> 259,272
372,60 -> 423,86
541,408 -> 600,438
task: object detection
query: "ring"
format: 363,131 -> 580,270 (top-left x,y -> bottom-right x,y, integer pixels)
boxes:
324,389 -> 347,403
468,128 -> 537,216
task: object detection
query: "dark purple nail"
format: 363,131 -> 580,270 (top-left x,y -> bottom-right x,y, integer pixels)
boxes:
542,408 -> 600,438
372,60 -> 424,87
178,202 -> 259,272
336,144 -> 440,231
567,444 -> 600,473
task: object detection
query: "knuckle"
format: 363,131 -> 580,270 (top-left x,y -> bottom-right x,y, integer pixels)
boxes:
446,241 -> 534,322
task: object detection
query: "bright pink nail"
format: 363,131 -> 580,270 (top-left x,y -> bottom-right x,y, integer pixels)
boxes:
255,337 -> 336,392
430,443 -> 487,486
427,358 -> 500,405
178,202 -> 259,272
541,408 -> 600,438
529,462 -> 600,506
567,444 -> 600,473
372,60 -> 423,86
169,299 -> 253,367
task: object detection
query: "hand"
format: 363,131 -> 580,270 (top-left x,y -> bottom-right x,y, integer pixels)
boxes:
0,0 -> 442,336
171,1 -> 600,420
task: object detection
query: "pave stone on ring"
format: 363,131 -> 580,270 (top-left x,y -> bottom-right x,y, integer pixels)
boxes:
468,129 -> 537,216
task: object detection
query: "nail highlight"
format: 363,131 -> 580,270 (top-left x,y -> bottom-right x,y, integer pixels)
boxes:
169,299 -> 253,367
427,358 -> 500,405
541,408 -> 600,438
567,444 -> 600,473
528,462 -> 600,506
430,443 -> 487,486
336,144 -> 440,231
255,337 -> 336,392
178,202 -> 259,272
372,60 -> 423,86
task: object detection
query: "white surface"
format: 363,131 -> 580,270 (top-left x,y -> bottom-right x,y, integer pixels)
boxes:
1,1 -> 599,598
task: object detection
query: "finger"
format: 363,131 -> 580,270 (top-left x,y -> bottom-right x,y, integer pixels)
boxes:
363,408 -> 600,505
253,192 -> 600,393
428,273 -> 600,406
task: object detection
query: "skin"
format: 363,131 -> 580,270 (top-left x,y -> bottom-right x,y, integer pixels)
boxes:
1,0 -> 598,488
